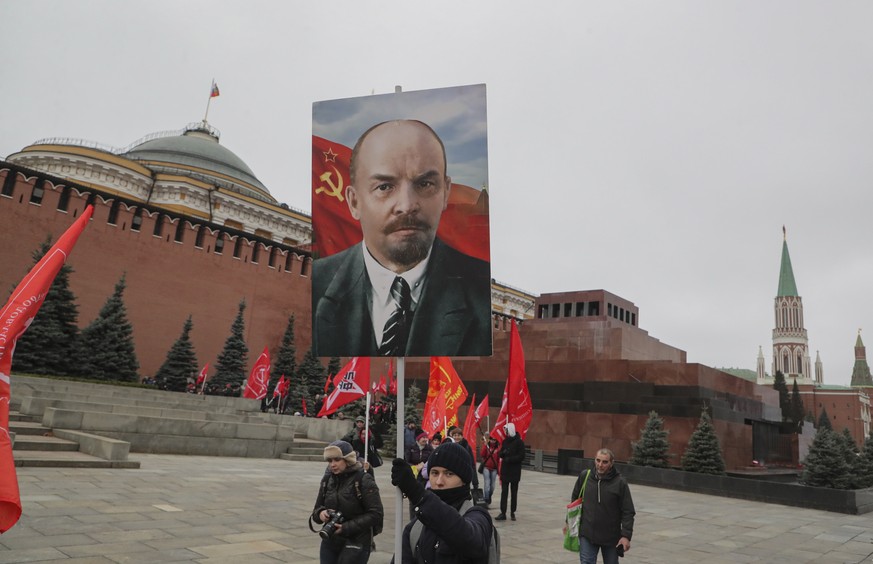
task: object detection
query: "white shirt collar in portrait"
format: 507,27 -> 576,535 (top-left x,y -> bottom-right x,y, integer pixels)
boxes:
362,240 -> 430,348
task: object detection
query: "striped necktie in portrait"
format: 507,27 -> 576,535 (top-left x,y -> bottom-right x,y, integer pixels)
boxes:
378,276 -> 412,356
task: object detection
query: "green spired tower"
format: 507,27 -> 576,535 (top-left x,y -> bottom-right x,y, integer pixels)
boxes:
759,227 -> 820,385
850,330 -> 873,387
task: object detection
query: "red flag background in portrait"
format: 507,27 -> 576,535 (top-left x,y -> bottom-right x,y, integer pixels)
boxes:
311,136 -> 490,262
0,205 -> 93,533
491,320 -> 532,442
243,347 -> 271,400
317,357 -> 371,417
424,357 -> 468,429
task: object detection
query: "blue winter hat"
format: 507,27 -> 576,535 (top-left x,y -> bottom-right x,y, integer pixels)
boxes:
429,441 -> 473,484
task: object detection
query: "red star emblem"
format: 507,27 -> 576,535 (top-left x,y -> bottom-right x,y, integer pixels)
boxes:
323,147 -> 338,163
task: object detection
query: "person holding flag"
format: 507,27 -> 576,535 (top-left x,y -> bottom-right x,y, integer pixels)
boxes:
479,436 -> 501,506
495,422 -> 525,522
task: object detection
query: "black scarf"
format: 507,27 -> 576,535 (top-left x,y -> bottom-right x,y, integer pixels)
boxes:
432,484 -> 471,509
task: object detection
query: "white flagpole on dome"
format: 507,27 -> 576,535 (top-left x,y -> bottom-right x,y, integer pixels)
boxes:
204,79 -> 219,123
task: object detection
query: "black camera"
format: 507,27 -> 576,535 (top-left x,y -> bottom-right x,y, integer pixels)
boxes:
319,510 -> 345,539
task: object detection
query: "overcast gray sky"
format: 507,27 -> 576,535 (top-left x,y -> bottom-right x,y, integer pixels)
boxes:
2,1 -> 872,387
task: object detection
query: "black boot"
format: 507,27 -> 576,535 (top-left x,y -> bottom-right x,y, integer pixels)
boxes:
495,513 -> 507,521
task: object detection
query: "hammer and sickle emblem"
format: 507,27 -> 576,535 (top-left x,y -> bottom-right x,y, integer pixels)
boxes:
316,166 -> 345,202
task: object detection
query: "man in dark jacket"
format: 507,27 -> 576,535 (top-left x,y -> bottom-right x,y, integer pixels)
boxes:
495,422 -> 524,521
570,448 -> 635,564
392,441 -> 495,563
448,426 -> 479,490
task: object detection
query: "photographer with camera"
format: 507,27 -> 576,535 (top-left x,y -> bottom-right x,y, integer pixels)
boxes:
392,441 -> 497,563
312,440 -> 384,564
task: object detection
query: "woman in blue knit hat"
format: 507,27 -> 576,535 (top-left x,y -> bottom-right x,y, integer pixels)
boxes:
391,441 -> 496,563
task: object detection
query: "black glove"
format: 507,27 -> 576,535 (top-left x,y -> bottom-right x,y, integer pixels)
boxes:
391,458 -> 425,505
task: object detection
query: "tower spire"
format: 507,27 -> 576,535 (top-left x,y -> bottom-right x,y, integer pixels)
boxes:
777,228 -> 798,297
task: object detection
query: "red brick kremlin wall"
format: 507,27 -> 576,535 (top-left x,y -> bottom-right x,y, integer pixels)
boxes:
0,166 -> 313,378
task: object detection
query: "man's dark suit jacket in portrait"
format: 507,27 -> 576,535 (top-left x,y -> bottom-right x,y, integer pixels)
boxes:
312,238 -> 492,357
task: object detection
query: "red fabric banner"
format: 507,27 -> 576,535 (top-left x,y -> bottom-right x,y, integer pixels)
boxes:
421,388 -> 447,439
317,357 -> 371,417
424,357 -> 468,428
491,320 -> 532,441
242,347 -> 271,400
0,205 -> 93,533
462,394 -> 479,462
272,375 -> 286,398
195,363 -> 209,387
388,360 -> 397,396
311,136 -> 490,262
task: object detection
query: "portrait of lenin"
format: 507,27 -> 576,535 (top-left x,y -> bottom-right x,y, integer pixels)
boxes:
311,85 -> 492,358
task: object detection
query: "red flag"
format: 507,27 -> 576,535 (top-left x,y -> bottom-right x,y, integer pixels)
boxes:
0,205 -> 93,533
424,357 -> 468,428
195,363 -> 209,387
242,347 -> 271,400
280,375 -> 291,397
272,375 -> 286,398
311,136 -> 489,261
421,388 -> 448,439
302,397 -> 308,416
323,370 -> 332,393
463,393 -> 490,462
491,320 -> 532,441
210,82 -> 220,98
317,357 -> 371,417
388,360 -> 397,396
377,374 -> 387,394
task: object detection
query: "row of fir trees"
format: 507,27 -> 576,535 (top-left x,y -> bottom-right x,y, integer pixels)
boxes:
630,409 -> 727,475
9,239 -> 343,414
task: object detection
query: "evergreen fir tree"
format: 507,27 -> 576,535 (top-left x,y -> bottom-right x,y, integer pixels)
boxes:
73,274 -> 139,382
773,371 -> 789,421
294,346 -> 325,415
212,300 -> 248,390
852,434 -> 873,489
789,380 -> 805,430
839,428 -> 859,466
405,383 -> 423,425
817,407 -> 833,431
631,411 -> 670,468
272,314 -> 298,397
154,315 -> 198,392
681,409 -> 726,475
12,238 -> 80,376
801,427 -> 852,489
327,356 -> 342,378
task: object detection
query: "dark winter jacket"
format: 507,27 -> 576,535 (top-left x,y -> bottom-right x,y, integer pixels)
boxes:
571,466 -> 635,547
499,434 -> 525,483
312,462 -> 384,547
406,442 -> 434,466
401,490 -> 493,564
456,438 -> 479,488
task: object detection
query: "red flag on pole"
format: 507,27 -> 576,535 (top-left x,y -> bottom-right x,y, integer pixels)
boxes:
377,374 -> 387,394
317,357 -> 371,417
424,357 -> 468,428
0,205 -> 93,533
280,375 -> 291,398
272,375 -> 286,398
242,347 -> 271,400
323,370 -> 332,393
388,360 -> 397,396
421,388 -> 448,439
463,393 -> 490,462
491,320 -> 532,441
302,397 -> 308,416
195,363 -> 209,387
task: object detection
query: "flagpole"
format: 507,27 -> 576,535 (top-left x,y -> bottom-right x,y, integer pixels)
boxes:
204,79 -> 214,123
364,392 -> 371,468
394,357 -> 405,561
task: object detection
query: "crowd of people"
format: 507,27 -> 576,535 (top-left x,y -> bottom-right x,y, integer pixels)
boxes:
310,415 -> 636,563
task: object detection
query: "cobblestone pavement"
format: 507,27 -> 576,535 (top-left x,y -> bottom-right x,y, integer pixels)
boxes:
1,454 -> 872,563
